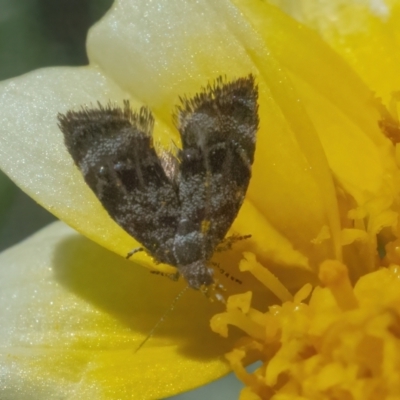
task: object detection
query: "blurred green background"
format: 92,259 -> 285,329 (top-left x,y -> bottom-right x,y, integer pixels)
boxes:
0,0 -> 113,250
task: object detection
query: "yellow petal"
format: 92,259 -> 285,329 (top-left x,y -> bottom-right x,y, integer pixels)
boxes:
0,222 -> 236,399
268,0 -> 400,103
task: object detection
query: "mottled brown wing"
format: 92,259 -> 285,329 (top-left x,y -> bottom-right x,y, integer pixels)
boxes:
173,75 -> 259,264
58,101 -> 180,265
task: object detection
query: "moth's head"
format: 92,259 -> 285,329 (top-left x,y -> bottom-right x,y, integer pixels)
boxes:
178,261 -> 214,290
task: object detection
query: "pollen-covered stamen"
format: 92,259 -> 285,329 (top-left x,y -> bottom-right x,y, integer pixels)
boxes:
210,291 -> 266,340
240,252 -> 293,302
212,255 -> 400,399
319,259 -> 359,311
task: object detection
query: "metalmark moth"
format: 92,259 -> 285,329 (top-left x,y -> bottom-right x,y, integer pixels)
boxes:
58,75 -> 259,290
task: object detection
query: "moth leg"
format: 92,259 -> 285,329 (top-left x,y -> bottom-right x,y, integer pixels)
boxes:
126,247 -> 145,259
216,234 -> 252,252
150,270 -> 180,282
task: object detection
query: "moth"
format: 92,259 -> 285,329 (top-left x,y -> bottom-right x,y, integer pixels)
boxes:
58,75 -> 259,290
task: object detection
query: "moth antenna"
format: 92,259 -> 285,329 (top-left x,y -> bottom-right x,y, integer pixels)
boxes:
135,285 -> 190,353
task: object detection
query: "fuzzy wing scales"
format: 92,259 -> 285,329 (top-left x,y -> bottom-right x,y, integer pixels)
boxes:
174,75 -> 259,263
58,101 -> 180,265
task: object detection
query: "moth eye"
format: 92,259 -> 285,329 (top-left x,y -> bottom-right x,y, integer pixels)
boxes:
99,166 -> 106,175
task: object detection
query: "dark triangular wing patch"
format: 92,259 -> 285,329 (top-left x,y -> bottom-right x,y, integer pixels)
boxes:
58,101 -> 180,265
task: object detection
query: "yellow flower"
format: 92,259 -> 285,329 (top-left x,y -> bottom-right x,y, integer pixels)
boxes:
0,0 -> 399,399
